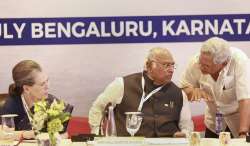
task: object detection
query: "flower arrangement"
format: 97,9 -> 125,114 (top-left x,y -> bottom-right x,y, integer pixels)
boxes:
32,98 -> 70,146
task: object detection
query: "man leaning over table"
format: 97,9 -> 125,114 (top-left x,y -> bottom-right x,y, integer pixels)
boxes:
89,47 -> 193,137
180,37 -> 250,138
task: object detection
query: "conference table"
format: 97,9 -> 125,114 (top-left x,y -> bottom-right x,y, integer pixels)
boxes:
15,137 -> 249,146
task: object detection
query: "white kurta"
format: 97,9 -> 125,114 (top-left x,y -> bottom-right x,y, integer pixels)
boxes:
180,47 -> 250,137
89,75 -> 194,136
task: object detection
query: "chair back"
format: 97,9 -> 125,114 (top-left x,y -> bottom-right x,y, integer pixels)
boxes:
192,115 -> 205,132
0,93 -> 8,107
67,116 -> 91,138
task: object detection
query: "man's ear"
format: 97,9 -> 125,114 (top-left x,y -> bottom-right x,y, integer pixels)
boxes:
222,60 -> 228,67
146,60 -> 152,69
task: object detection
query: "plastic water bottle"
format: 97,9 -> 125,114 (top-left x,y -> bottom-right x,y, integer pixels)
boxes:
105,105 -> 117,136
215,112 -> 223,134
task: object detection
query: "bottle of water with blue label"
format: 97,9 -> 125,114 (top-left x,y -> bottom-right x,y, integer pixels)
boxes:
215,111 -> 223,134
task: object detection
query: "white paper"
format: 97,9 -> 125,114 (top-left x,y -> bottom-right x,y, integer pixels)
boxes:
145,138 -> 188,145
94,137 -> 144,146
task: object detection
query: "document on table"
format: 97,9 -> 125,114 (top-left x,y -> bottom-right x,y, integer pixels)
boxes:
92,137 -> 145,146
145,138 -> 188,145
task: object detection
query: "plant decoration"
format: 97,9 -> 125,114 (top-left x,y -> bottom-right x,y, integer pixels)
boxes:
32,98 -> 70,146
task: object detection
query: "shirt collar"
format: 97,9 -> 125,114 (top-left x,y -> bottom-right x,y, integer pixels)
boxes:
219,58 -> 232,78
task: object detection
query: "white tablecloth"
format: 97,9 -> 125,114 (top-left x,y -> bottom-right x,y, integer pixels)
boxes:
13,138 -> 249,146
16,139 -> 85,146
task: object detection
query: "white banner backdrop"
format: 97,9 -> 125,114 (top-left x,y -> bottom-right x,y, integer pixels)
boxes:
1,0 -> 250,116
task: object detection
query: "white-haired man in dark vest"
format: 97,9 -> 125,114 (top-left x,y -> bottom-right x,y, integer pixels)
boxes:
89,47 -> 193,137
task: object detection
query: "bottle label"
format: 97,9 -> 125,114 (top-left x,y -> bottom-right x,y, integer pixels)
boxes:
215,112 -> 223,134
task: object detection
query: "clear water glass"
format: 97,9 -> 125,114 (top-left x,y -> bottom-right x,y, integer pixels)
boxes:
125,112 -> 143,137
0,114 -> 17,144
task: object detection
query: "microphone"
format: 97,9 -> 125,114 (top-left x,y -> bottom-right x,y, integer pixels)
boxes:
98,102 -> 112,136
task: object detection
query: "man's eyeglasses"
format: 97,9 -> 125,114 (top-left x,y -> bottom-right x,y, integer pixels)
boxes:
151,60 -> 177,69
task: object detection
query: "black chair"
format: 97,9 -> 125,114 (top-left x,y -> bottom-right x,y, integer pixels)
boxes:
62,103 -> 74,133
65,104 -> 74,115
0,93 -> 8,124
0,93 -> 8,107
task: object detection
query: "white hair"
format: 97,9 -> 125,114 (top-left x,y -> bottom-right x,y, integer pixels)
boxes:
146,47 -> 171,61
201,37 -> 232,64
144,47 -> 172,70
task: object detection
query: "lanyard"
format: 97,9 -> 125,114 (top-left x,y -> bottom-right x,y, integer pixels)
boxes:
137,75 -> 164,111
21,94 -> 33,124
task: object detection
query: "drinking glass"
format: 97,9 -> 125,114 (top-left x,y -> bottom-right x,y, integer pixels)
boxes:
1,114 -> 17,144
125,112 -> 143,137
36,133 -> 51,146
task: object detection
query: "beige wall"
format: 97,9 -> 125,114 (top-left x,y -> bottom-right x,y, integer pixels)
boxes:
1,0 -> 250,116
